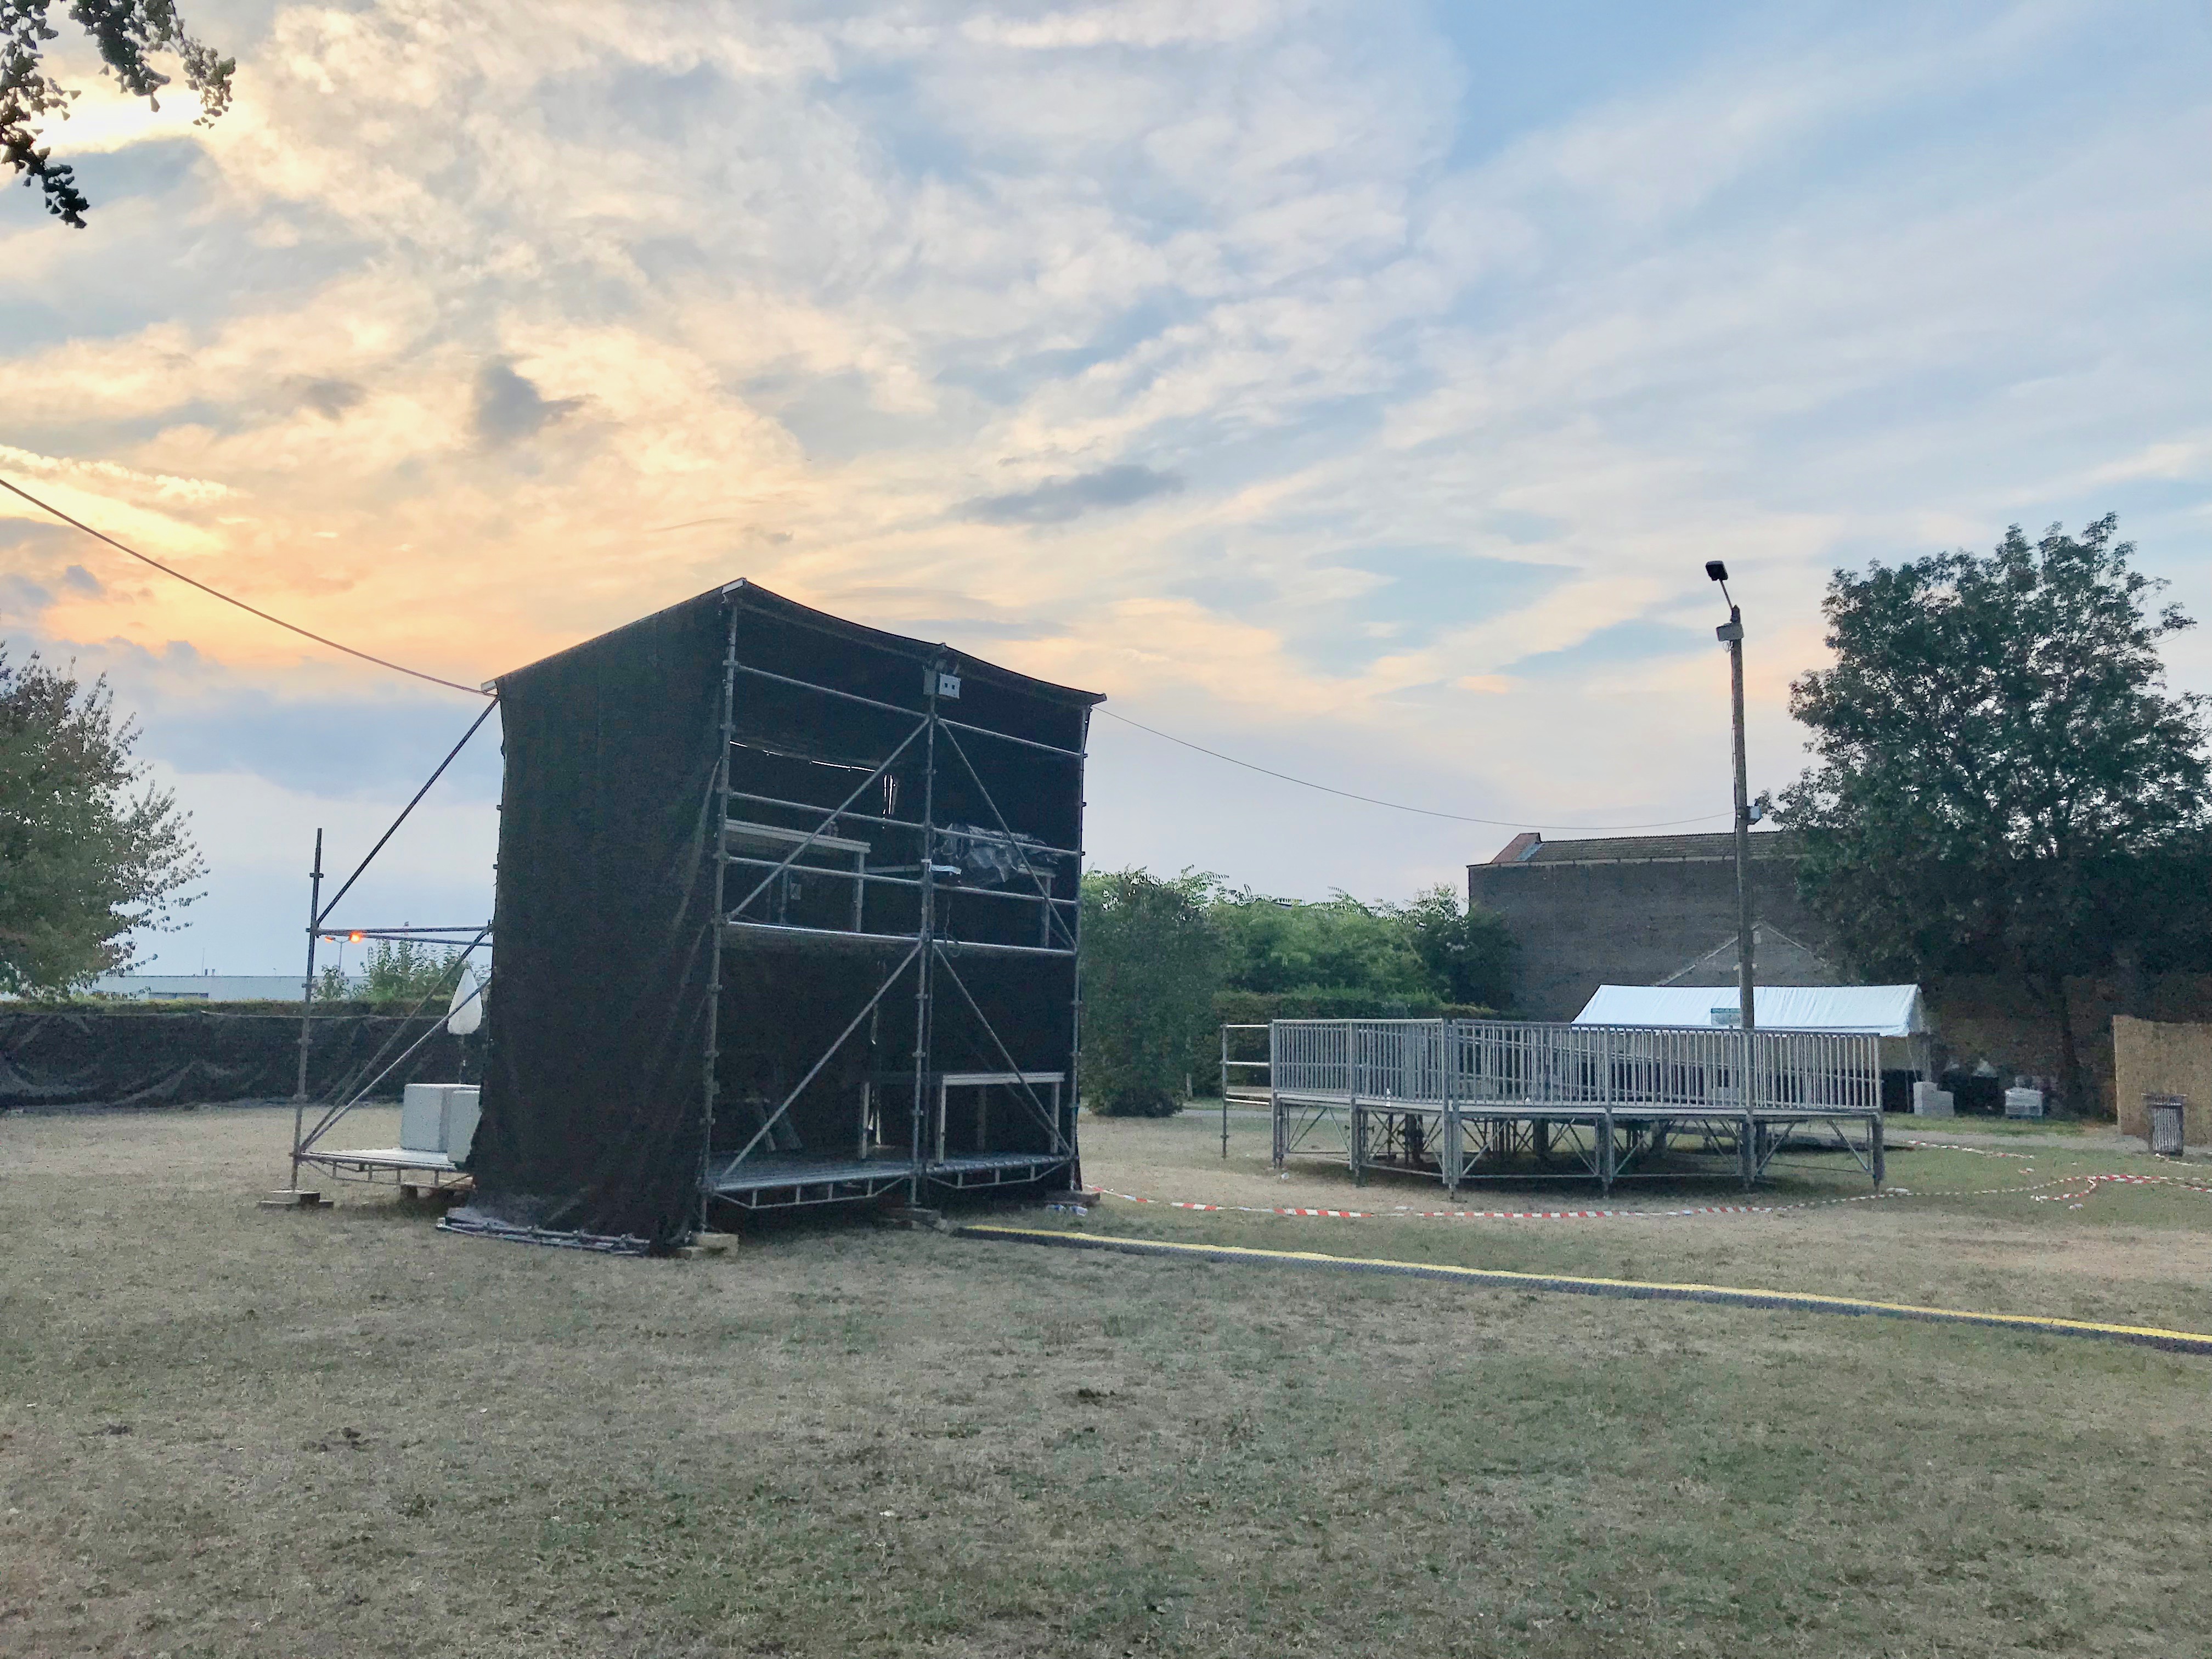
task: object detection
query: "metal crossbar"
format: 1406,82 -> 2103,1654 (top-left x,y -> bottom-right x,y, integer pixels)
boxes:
934,720 -> 1076,950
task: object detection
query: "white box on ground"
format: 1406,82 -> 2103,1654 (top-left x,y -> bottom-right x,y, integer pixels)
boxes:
2004,1087 -> 2045,1119
1911,1081 -> 1954,1118
400,1083 -> 482,1158
446,1086 -> 480,1160
400,1083 -> 444,1151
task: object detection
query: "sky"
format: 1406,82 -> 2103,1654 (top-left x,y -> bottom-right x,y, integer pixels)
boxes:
3,0 -> 2210,975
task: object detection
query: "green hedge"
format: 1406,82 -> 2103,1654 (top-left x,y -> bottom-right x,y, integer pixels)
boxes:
1213,989 -> 1497,1024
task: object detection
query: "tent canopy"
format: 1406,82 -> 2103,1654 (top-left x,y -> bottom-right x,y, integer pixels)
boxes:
1573,984 -> 1927,1037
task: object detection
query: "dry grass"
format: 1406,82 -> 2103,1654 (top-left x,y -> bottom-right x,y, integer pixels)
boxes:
1077,1111 -> 2212,1331
3,1104 -> 2210,1657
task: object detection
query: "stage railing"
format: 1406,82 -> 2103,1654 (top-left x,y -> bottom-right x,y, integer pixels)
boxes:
1271,1018 -> 1880,1115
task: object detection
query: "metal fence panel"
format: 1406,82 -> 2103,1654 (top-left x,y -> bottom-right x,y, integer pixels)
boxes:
1268,1018 -> 1878,1114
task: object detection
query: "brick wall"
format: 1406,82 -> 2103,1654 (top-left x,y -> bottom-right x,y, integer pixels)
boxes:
1467,853 -> 1821,1021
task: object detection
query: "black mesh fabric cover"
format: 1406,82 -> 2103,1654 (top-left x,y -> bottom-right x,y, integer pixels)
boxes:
0,1009 -> 465,1109
448,582 -> 1099,1251
449,592 -> 727,1248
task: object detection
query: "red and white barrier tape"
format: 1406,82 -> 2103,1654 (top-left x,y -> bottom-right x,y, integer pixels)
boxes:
1897,1139 -> 2038,1160
2029,1170 -> 2212,1209
1075,1161 -> 2212,1223
1092,1188 -> 1918,1222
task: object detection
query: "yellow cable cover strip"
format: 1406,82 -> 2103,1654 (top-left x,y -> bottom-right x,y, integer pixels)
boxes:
956,1224 -> 2212,1356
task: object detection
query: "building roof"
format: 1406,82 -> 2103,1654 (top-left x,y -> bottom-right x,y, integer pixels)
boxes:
1479,830 -> 1800,867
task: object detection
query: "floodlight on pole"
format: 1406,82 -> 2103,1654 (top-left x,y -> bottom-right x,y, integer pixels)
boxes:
1708,560 -> 1754,1032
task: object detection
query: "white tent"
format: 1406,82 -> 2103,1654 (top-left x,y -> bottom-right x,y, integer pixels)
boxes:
1573,984 -> 1927,1036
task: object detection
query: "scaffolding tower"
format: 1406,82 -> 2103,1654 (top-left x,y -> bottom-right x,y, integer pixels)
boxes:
698,589 -> 1093,1216
441,580 -> 1101,1251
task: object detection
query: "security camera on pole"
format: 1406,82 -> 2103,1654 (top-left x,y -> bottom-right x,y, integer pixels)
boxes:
1706,560 -> 1755,1034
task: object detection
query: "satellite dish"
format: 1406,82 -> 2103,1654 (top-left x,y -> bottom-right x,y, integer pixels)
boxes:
445,963 -> 484,1036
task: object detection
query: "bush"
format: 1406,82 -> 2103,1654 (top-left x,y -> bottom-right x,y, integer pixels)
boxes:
357,939 -> 464,1006
1208,889 -> 1430,997
1387,885 -> 1517,1009
1080,870 -> 1222,1116
1076,870 -> 1518,1109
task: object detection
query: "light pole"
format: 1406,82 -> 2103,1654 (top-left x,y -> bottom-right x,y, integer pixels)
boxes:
1706,560 -> 1754,1033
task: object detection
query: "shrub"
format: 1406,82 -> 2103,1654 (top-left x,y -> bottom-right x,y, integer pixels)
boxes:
1080,870 -> 1222,1116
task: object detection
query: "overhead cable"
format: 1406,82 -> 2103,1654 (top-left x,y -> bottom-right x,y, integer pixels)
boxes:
2,471 -> 1727,833
1094,708 -> 1731,833
0,473 -> 492,698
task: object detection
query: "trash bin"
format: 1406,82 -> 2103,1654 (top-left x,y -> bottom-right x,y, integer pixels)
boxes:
2146,1094 -> 2186,1157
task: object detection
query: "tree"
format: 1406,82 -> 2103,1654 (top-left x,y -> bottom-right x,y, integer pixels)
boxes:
3,0 -> 235,227
1079,868 -> 1222,1116
358,937 -> 462,1006
1388,884 -> 1516,1010
1209,887 -> 1430,998
1776,517 -> 2210,1112
0,647 -> 204,992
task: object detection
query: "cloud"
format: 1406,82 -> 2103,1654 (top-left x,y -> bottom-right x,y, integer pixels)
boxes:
960,0 -> 1284,52
472,363 -> 583,445
146,691 -> 504,802
959,464 -> 1186,524
298,378 -> 365,420
1,0 -> 2207,967
2091,437 -> 2212,485
0,574 -> 53,623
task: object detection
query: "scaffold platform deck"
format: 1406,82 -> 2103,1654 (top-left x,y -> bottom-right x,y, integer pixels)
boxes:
704,1149 -> 1073,1209
1265,1018 -> 1885,1194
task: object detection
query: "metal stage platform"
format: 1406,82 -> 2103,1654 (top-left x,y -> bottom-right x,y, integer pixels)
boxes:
293,1146 -> 470,1193
704,1149 -> 1072,1210
1266,1018 -> 1885,1194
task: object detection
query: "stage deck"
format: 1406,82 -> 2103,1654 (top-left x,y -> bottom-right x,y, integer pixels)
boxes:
1272,1091 -> 1884,1193
703,1149 -> 1071,1209
296,1146 -> 469,1188
1263,1017 -> 1889,1194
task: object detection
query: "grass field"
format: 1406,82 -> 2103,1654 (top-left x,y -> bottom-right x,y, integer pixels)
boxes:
4,1104 -> 2211,1657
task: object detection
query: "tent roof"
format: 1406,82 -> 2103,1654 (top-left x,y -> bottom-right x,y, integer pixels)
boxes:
1573,984 -> 1927,1036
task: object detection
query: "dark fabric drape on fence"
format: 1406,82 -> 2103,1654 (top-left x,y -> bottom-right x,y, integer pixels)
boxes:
450,591 -> 727,1249
0,1010 -> 464,1109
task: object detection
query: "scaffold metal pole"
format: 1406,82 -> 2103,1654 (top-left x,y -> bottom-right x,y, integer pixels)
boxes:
908,664 -> 940,1207
699,604 -> 740,1238
290,828 -> 323,1190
